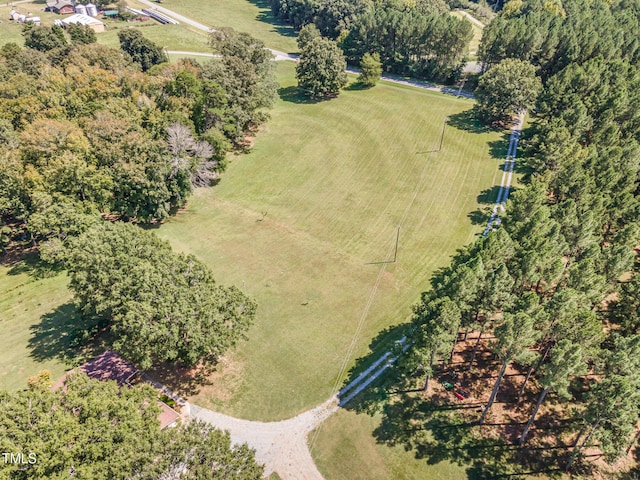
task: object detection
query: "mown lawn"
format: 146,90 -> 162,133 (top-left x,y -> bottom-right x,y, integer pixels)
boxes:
153,60 -> 506,420
97,22 -> 210,52
312,409 -> 467,480
0,264 -> 73,390
148,0 -> 297,53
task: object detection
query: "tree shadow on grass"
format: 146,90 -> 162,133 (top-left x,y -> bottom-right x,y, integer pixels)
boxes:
337,322 -> 413,415
337,322 -> 570,478
144,361 -> 215,397
28,302 -> 101,367
370,391 -> 567,479
344,81 -> 371,91
6,252 -> 63,279
278,85 -> 327,104
246,0 -> 297,49
447,109 -> 496,134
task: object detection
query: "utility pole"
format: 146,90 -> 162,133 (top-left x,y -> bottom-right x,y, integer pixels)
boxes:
438,117 -> 449,152
392,226 -> 400,263
457,77 -> 466,97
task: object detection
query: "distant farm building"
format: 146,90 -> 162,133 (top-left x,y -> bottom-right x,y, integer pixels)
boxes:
53,350 -> 181,429
85,3 -> 99,17
50,1 -> 75,14
58,13 -> 106,33
102,9 -> 120,18
9,10 -> 41,25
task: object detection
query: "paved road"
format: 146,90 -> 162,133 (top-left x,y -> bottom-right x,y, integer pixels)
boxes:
455,9 -> 485,28
140,0 -> 475,97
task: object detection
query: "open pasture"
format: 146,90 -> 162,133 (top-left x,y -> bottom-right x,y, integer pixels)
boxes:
153,61 -> 506,420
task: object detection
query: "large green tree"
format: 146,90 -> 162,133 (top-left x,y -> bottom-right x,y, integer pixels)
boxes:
611,274 -> 640,335
474,58 -> 542,125
296,36 -> 348,98
405,295 -> 461,391
358,52 -> 382,87
206,28 -> 278,142
118,29 -> 167,72
62,222 -> 257,370
0,373 -> 262,479
22,24 -> 68,52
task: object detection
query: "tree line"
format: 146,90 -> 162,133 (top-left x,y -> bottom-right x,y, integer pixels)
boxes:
479,0 -> 640,80
271,0 -> 472,82
401,0 -> 640,473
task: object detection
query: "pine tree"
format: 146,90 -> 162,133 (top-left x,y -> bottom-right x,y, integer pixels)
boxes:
407,296 -> 461,391
479,312 -> 539,424
519,340 -> 586,445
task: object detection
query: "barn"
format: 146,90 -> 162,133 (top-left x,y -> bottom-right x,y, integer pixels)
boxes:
50,1 -> 75,14
60,13 -> 106,33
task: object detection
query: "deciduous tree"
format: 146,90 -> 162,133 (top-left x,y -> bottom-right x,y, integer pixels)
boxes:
296,37 -> 347,98
63,222 -> 257,369
118,29 -> 167,72
474,58 -> 542,125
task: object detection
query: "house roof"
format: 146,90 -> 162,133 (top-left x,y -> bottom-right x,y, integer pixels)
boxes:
53,352 -> 182,430
52,350 -> 138,390
79,350 -> 139,385
53,1 -> 74,8
157,401 -> 181,429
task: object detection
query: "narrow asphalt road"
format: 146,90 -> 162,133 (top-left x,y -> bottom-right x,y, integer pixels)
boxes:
483,112 -> 525,236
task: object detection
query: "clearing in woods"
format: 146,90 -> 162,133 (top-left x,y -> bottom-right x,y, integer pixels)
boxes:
152,60 -> 507,421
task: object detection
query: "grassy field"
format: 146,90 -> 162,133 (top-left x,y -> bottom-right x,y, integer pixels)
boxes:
0,263 -> 73,390
97,23 -> 210,51
312,409 -> 468,480
147,0 -> 297,53
152,60 -> 507,421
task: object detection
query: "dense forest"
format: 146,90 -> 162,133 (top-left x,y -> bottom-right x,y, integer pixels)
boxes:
270,0 -> 473,82
0,28 -> 274,478
0,27 -> 277,233
396,0 -> 640,475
